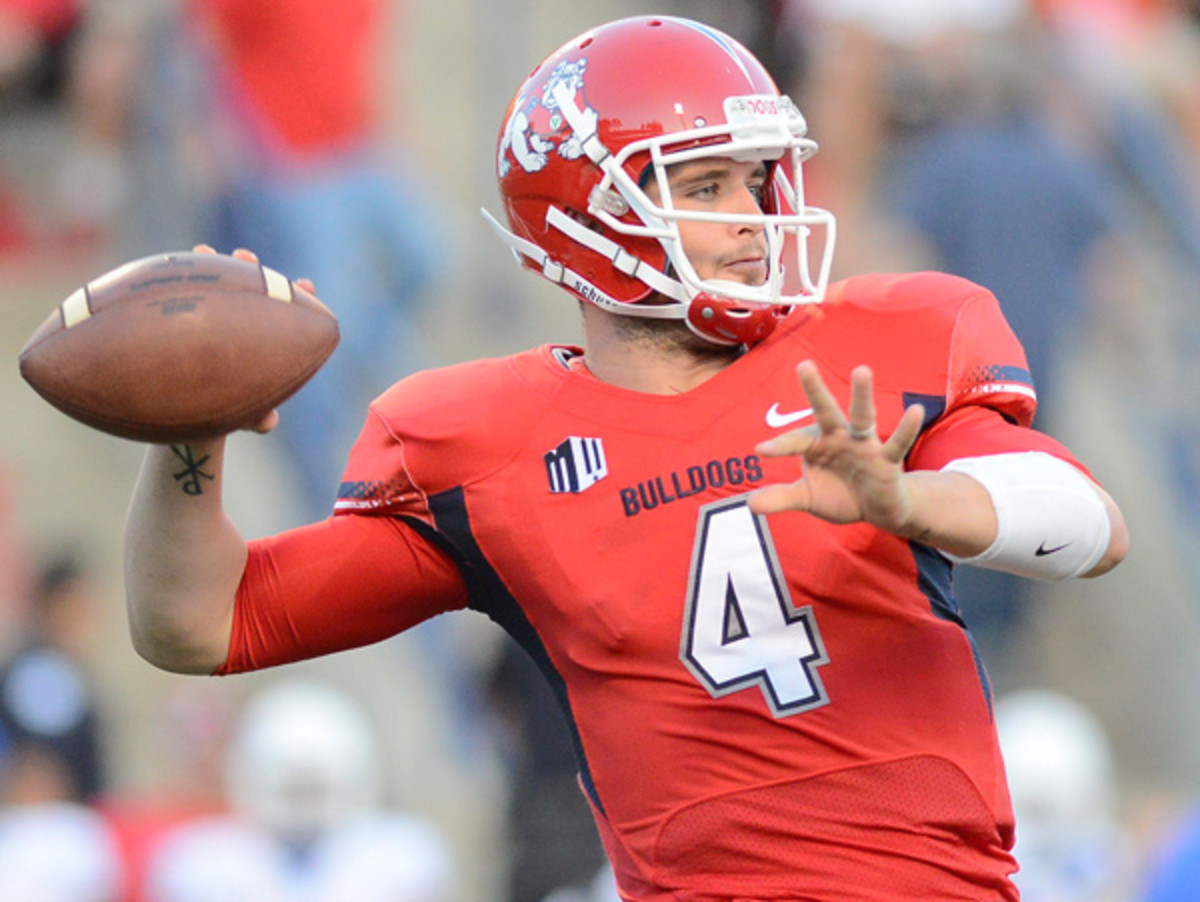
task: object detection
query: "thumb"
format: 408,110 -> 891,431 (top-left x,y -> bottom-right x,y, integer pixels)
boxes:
747,481 -> 811,516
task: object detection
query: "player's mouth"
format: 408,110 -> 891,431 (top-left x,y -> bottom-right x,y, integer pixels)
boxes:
722,255 -> 768,284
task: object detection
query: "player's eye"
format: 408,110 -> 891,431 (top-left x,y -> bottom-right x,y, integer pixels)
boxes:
685,182 -> 718,200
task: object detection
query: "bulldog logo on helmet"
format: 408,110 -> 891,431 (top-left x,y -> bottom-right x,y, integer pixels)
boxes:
498,59 -> 598,177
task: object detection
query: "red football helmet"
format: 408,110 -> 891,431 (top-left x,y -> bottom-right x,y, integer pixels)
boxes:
485,15 -> 836,346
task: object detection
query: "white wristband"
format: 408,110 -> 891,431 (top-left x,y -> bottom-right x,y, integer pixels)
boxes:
940,452 -> 1111,580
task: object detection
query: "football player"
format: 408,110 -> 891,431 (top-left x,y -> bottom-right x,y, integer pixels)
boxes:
144,680 -> 457,900
123,15 -> 1128,901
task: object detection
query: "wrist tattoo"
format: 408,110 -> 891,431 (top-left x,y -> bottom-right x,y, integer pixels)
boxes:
170,444 -> 215,496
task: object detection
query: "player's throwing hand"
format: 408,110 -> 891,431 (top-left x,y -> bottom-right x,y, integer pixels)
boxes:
748,361 -> 926,533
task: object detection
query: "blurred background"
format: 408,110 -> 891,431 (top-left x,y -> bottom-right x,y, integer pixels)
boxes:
1,0 -> 1199,899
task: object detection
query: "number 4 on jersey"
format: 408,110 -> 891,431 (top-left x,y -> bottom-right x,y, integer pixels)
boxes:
681,498 -> 830,718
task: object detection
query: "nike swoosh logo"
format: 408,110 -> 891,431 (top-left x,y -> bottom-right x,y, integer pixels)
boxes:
1036,541 -> 1072,556
766,403 -> 815,429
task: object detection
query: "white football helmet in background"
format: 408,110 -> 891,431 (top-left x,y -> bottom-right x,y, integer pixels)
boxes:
227,679 -> 381,846
996,688 -> 1136,902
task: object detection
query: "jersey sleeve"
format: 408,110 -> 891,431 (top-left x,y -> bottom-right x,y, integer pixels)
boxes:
217,351 -> 564,674
908,404 -> 1095,480
944,288 -> 1038,426
333,354 -> 547,521
903,280 -> 1102,475
217,514 -> 468,675
820,272 -> 1037,425
334,405 -> 431,522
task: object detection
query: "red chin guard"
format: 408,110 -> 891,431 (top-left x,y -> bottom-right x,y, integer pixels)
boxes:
686,294 -> 786,346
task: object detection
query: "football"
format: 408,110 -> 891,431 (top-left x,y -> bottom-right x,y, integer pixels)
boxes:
18,251 -> 340,443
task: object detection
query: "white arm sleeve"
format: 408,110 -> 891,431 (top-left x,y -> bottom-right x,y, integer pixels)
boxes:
940,451 -> 1111,580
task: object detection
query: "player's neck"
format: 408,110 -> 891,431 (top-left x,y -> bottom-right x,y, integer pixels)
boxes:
579,305 -> 742,395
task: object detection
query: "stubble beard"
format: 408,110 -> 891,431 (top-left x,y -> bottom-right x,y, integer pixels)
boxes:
610,312 -> 744,364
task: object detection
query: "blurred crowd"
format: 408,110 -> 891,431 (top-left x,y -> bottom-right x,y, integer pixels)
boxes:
1,0 -> 1200,899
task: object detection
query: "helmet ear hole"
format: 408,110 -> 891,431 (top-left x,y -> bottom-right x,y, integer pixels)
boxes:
564,207 -> 601,229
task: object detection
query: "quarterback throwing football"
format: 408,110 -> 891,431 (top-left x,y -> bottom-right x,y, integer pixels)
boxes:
124,16 -> 1128,902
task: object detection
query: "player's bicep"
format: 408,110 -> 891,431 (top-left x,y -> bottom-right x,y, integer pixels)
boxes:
907,405 -> 1091,476
217,515 -> 468,674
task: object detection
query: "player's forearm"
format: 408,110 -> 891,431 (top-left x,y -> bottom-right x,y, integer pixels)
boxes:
901,460 -> 1128,580
124,439 -> 243,674
891,470 -> 999,558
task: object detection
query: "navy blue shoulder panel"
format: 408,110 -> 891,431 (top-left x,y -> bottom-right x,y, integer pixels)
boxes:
427,486 -> 605,816
902,391 -> 947,433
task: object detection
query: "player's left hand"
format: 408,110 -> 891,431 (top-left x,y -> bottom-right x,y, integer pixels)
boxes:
748,361 -> 926,534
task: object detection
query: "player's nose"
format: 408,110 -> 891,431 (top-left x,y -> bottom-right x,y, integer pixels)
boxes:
731,186 -> 765,227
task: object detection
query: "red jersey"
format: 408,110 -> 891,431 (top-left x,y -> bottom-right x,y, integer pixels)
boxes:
224,272 -> 1086,901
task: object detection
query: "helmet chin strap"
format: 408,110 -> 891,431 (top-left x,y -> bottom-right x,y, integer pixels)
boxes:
544,206 -> 687,303
483,206 -> 781,345
480,207 -> 685,317
546,203 -> 786,345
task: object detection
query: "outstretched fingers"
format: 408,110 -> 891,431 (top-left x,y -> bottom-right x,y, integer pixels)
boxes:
846,365 -> 877,440
749,361 -> 929,521
795,360 -> 848,437
793,361 -> 880,443
758,362 -> 876,455
757,362 -> 926,458
881,402 -> 925,463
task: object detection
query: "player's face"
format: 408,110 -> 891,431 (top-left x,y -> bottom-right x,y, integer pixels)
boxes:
647,157 -> 770,287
